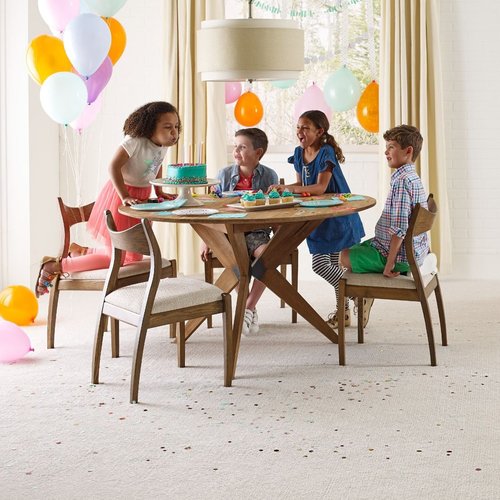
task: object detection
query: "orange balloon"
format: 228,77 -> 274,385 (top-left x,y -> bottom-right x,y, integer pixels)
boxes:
0,285 -> 38,326
357,80 -> 379,133
234,91 -> 264,127
103,17 -> 127,64
26,35 -> 73,85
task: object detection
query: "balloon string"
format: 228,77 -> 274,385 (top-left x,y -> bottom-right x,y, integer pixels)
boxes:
366,0 -> 376,80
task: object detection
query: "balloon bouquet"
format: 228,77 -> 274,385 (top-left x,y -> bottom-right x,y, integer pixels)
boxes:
27,0 -> 128,132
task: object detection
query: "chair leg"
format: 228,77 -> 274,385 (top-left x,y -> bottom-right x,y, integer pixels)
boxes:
279,264 -> 286,308
110,318 -> 120,358
222,293 -> 233,387
46,281 -> 60,349
169,323 -> 176,339
130,324 -> 149,404
420,297 -> 437,366
205,258 -> 214,328
92,313 -> 108,384
177,321 -> 185,368
357,299 -> 365,344
338,280 -> 346,365
434,278 -> 448,346
291,251 -> 298,324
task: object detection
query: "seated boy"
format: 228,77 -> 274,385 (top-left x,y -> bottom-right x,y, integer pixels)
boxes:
200,128 -> 278,336
340,124 -> 430,326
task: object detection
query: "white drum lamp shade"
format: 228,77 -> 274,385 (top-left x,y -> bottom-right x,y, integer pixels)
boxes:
197,19 -> 304,82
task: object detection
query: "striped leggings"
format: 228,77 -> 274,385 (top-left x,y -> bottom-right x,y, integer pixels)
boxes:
311,252 -> 348,311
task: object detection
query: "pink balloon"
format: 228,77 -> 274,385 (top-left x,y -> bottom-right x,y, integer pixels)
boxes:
70,94 -> 102,132
38,0 -> 80,34
83,56 -> 112,104
0,321 -> 33,363
225,82 -> 242,105
293,83 -> 332,123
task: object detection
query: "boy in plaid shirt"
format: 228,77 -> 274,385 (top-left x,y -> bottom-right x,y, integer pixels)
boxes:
340,125 -> 430,324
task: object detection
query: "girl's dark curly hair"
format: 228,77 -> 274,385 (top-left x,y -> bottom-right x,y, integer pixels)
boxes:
123,101 -> 181,138
299,110 -> 345,163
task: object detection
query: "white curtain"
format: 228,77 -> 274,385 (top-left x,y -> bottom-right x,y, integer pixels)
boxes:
380,0 -> 452,273
157,0 -> 226,275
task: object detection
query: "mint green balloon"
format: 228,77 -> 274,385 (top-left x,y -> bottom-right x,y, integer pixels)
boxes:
271,79 -> 297,89
324,66 -> 361,112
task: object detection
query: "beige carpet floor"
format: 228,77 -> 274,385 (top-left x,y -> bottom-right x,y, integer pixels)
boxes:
1,277 -> 499,499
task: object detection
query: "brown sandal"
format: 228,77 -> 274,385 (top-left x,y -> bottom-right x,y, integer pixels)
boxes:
68,243 -> 89,258
35,256 -> 62,298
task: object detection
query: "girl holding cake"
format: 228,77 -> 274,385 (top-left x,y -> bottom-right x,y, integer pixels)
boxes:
201,128 -> 278,337
267,110 -> 365,329
35,101 -> 181,297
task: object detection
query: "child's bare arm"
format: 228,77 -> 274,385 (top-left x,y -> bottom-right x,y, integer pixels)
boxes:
383,235 -> 404,278
108,146 -> 136,204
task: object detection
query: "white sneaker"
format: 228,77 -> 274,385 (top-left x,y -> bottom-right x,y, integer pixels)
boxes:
250,309 -> 259,335
242,309 -> 259,337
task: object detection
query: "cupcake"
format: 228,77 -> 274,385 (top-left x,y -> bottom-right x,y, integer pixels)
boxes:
281,189 -> 294,204
268,188 -> 281,205
241,192 -> 256,207
254,190 -> 266,206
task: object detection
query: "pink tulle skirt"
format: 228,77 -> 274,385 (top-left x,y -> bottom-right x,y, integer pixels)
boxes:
87,180 -> 152,264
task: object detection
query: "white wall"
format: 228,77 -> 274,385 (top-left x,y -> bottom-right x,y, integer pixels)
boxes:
439,0 -> 500,279
2,0 -> 498,287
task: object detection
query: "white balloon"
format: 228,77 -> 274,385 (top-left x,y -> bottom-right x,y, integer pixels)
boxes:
40,72 -> 88,124
64,13 -> 111,77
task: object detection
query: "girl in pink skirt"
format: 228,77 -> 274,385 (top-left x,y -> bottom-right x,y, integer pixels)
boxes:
35,101 -> 181,297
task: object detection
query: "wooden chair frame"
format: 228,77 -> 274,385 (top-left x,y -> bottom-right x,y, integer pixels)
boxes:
47,197 -> 177,351
92,211 -> 233,404
337,194 -> 447,366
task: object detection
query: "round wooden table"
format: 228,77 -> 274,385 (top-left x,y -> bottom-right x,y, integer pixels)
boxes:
120,194 -> 376,377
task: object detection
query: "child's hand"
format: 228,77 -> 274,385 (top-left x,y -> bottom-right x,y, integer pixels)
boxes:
122,196 -> 140,205
266,184 -> 284,194
200,243 -> 211,262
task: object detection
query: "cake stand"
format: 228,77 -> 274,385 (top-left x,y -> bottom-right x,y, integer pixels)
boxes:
150,178 -> 220,207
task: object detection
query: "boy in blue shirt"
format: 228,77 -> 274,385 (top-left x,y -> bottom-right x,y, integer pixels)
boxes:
200,128 -> 278,336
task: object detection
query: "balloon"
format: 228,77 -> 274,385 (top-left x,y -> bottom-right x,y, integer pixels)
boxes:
70,94 -> 103,132
225,82 -> 242,105
271,80 -> 296,89
84,0 -> 127,17
40,71 -> 88,124
38,0 -> 80,34
234,91 -> 264,127
26,35 -> 73,85
0,286 -> 38,326
324,66 -> 362,112
103,17 -> 126,64
82,56 -> 112,103
0,321 -> 33,363
293,83 -> 331,123
64,13 -> 111,77
357,80 -> 379,133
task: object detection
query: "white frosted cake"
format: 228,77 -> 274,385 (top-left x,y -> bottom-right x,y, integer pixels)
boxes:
164,163 -> 207,185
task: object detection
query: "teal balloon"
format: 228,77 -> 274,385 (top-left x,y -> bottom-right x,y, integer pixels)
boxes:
324,66 -> 362,112
271,79 -> 297,89
84,0 -> 127,17
40,72 -> 88,124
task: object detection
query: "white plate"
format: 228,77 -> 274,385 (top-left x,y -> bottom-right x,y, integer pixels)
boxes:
171,208 -> 219,216
130,199 -> 187,211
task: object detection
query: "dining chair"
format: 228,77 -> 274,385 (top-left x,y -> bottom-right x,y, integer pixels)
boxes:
46,197 -> 177,351
337,194 -> 447,366
92,211 -> 233,404
203,178 -> 298,327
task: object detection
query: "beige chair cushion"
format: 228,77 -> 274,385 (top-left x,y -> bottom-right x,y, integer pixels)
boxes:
62,257 -> 172,280
105,277 -> 222,314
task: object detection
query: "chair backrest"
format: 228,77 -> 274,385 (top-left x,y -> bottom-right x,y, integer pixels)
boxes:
404,194 -> 437,277
58,197 -> 95,257
103,210 -> 162,297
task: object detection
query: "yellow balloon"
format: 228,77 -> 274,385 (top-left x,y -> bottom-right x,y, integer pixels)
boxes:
0,285 -> 38,326
234,91 -> 264,127
356,80 -> 379,133
26,35 -> 73,85
103,17 -> 127,64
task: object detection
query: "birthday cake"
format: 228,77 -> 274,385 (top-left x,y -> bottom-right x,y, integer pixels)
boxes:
164,163 -> 207,185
